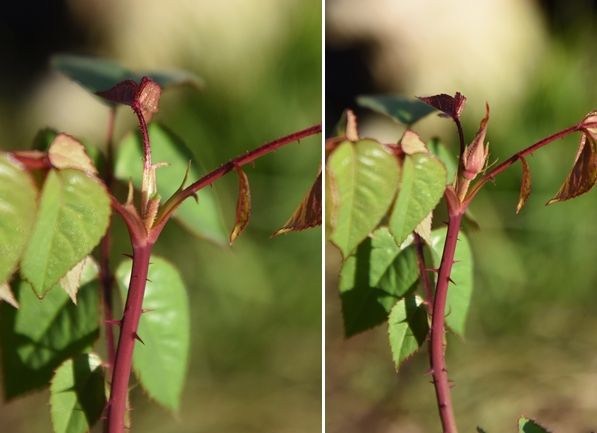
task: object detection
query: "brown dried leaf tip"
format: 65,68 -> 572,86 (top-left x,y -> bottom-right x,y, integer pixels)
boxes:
418,92 -> 467,120
516,157 -> 531,214
274,167 -> 322,236
230,166 -> 251,245
462,103 -> 490,181
48,133 -> 97,174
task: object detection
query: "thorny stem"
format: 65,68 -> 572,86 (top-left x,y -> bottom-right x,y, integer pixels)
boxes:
413,233 -> 433,314
429,199 -> 463,433
99,107 -> 117,373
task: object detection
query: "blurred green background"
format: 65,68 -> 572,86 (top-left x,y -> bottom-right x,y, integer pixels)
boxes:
326,1 -> 597,432
0,1 -> 321,432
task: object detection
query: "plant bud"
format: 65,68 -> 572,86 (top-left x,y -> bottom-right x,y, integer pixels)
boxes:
462,103 -> 490,180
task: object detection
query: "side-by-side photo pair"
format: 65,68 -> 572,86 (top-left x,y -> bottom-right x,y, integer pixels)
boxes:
0,1 -> 596,433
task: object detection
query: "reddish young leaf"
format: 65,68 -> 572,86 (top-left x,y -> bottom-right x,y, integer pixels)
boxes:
136,77 -> 162,123
547,133 -> 597,204
230,166 -> 251,244
96,80 -> 137,106
418,92 -> 467,120
48,133 -> 97,174
516,157 -> 531,214
273,168 -> 322,236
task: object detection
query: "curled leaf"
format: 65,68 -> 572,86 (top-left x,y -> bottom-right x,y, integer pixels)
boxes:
230,167 -> 251,244
418,92 -> 467,120
401,130 -> 428,154
547,134 -> 597,204
516,157 -> 531,214
273,168 -> 322,236
582,111 -> 597,138
48,134 -> 97,174
0,282 -> 19,309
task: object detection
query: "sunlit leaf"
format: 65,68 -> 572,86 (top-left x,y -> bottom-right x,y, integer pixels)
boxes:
516,157 -> 531,214
48,134 -> 97,174
518,417 -> 551,433
357,95 -> 435,125
369,227 -> 402,286
547,134 -> 597,205
389,153 -> 446,246
418,92 -> 467,120
0,154 -> 37,285
429,228 -> 473,336
388,294 -> 429,370
230,167 -> 251,244
328,140 -> 400,257
0,261 -> 99,399
273,167 -> 322,236
50,353 -> 106,433
115,123 -> 227,244
116,257 -> 190,411
20,170 -> 110,297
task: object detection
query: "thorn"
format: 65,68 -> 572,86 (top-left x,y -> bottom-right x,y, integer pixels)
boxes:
122,253 -> 133,259
133,332 -> 145,345
448,277 -> 455,285
146,278 -> 153,283
141,308 -> 154,314
191,192 -> 199,203
105,319 -> 121,326
148,261 -> 154,266
425,267 -> 439,273
452,260 -> 461,265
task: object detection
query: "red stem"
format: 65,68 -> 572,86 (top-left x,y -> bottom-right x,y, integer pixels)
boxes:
106,240 -> 153,433
150,123 -> 322,239
429,205 -> 463,433
132,106 -> 151,171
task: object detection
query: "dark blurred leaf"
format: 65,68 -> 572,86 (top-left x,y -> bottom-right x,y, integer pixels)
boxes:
0,261 -> 99,400
518,417 -> 551,433
388,294 -> 429,370
115,123 -> 227,244
50,353 -> 106,433
0,154 -> 37,285
547,134 -> 597,205
389,153 -> 446,246
516,157 -> 531,214
418,92 -> 467,120
273,167 -> 321,236
476,428 -> 489,433
429,228 -> 473,336
328,140 -> 400,258
230,166 -> 251,244
116,256 -> 190,412
20,170 -> 110,297
357,95 -> 435,125
32,128 -> 59,151
95,79 -> 137,106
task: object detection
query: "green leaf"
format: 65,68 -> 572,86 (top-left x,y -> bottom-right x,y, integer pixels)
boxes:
115,123 -> 227,244
50,353 -> 106,433
388,295 -> 429,370
429,228 -> 474,336
518,417 -> 551,433
52,54 -> 203,95
116,256 -> 190,412
428,138 -> 458,184
389,153 -> 446,246
0,154 -> 38,285
339,235 -> 420,337
0,261 -> 100,399
357,95 -> 436,125
369,227 -> 402,286
328,140 -> 400,257
20,169 -> 110,297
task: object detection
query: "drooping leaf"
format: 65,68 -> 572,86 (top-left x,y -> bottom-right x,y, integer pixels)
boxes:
518,417 -> 551,433
52,54 -> 203,96
115,123 -> 227,244
0,282 -> 19,309
50,353 -> 106,433
429,228 -> 473,336
273,167 -> 322,236
48,134 -> 97,174
389,153 -> 446,246
357,95 -> 436,125
116,257 -> 190,412
0,261 -> 100,399
339,235 -> 419,337
428,138 -> 458,184
516,157 -> 531,214
328,140 -> 400,257
547,134 -> 597,205
230,167 -> 251,244
20,169 -> 110,297
0,154 -> 38,285
418,92 -> 467,120
388,294 -> 429,370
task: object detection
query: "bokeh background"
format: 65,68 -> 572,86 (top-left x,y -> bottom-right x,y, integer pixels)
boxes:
0,1 -> 321,432
326,0 -> 597,432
